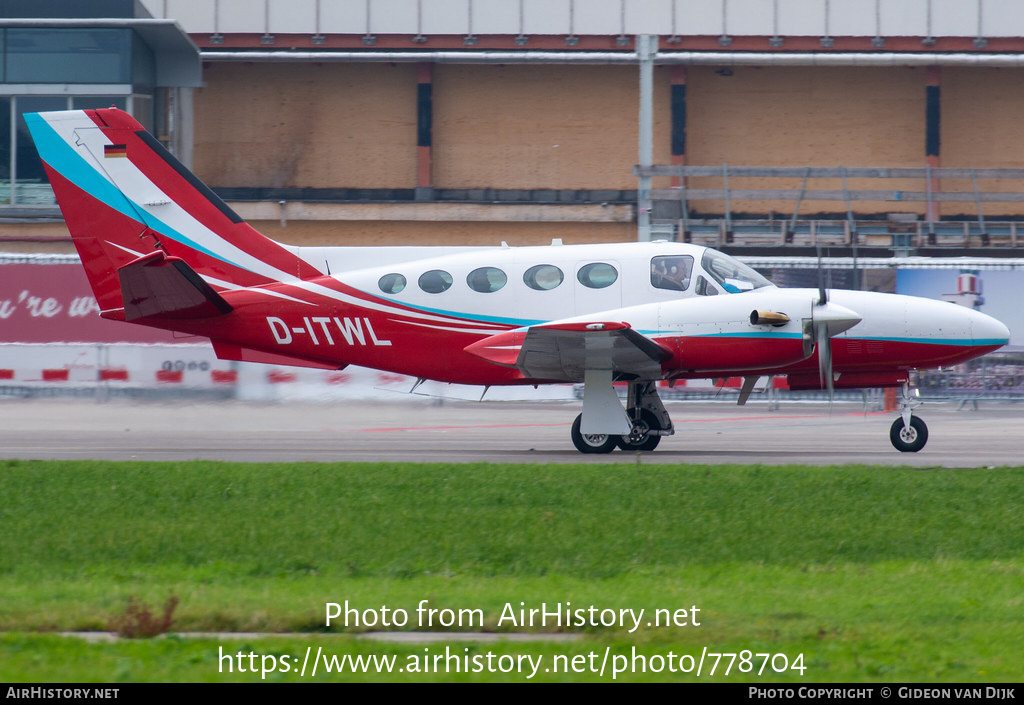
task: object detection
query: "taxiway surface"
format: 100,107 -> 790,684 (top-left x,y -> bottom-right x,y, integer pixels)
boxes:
1,397 -> 1020,467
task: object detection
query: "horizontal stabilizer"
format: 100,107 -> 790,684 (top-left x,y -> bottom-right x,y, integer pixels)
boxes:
118,250 -> 233,321
465,320 -> 671,382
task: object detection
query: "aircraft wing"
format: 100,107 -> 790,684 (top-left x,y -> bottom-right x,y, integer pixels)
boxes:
464,321 -> 672,382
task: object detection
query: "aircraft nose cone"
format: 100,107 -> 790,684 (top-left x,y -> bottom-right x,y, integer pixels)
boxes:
971,309 -> 1010,346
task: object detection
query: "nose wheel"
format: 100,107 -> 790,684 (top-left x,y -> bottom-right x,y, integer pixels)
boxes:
890,415 -> 928,452
890,382 -> 928,452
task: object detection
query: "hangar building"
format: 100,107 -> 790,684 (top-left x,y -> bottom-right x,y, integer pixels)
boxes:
5,0 -> 1024,254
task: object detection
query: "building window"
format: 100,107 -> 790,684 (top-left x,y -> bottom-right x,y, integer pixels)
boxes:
4,96 -> 134,207
0,24 -> 160,208
4,28 -> 132,84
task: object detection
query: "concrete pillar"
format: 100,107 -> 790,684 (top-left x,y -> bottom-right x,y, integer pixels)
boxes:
168,87 -> 195,170
637,35 -> 656,242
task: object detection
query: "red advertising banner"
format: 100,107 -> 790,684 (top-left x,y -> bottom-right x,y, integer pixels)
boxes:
0,263 -> 180,344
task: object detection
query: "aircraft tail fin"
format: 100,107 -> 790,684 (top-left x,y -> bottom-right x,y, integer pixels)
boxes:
24,108 -> 321,316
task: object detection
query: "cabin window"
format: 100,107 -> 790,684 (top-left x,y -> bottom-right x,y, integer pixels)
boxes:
378,273 -> 406,294
418,270 -> 453,293
467,267 -> 507,293
695,276 -> 719,296
650,255 -> 693,292
523,264 -> 564,291
577,262 -> 618,289
700,249 -> 771,293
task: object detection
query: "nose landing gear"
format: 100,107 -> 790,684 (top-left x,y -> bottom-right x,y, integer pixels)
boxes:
890,382 -> 928,452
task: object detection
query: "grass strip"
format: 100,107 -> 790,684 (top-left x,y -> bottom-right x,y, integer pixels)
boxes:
0,459 -> 1020,682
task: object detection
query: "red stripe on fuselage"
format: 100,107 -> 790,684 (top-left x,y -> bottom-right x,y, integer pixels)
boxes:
660,335 -> 807,374
131,280 -> 525,385
780,338 -> 1004,377
661,334 -> 1001,381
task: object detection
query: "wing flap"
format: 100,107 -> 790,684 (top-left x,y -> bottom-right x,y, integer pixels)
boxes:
465,321 -> 671,381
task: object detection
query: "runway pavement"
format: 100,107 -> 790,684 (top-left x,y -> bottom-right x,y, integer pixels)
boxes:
1,396 -> 1022,467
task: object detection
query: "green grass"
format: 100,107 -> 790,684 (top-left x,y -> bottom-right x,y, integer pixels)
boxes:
0,459 -> 1022,682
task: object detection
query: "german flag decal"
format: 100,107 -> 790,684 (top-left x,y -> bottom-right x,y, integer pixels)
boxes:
104,144 -> 128,158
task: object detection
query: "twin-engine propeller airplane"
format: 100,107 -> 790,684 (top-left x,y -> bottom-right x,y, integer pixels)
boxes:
27,108 -> 1010,453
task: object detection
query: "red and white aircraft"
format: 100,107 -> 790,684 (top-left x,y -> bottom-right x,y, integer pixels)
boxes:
27,108 -> 1010,453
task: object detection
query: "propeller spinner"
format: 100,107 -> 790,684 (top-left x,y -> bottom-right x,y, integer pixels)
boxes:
805,299 -> 862,396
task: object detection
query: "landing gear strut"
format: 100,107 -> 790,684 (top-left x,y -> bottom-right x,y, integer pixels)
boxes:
890,382 -> 928,452
570,380 -> 674,454
617,381 -> 672,451
616,408 -> 662,451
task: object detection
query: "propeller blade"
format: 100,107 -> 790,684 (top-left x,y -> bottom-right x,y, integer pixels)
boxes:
815,235 -> 831,397
808,300 -> 861,400
816,322 -> 833,399
816,241 -> 827,305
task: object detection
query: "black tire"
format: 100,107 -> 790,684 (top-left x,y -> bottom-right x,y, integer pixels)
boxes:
570,413 -> 618,454
615,409 -> 662,452
890,415 -> 928,452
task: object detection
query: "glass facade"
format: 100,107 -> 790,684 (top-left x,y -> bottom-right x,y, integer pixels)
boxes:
0,97 -> 9,204
0,28 -> 156,207
14,97 -> 68,205
3,95 -> 139,206
5,28 -> 132,84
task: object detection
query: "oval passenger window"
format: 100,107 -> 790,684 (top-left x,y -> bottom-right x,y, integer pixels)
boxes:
523,264 -> 564,291
418,269 -> 453,294
378,273 -> 406,294
577,262 -> 618,289
467,267 -> 507,293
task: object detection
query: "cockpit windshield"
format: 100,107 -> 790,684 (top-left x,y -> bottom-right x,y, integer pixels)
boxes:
700,249 -> 773,294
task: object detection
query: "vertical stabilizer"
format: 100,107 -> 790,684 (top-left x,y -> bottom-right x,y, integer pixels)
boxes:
25,108 -> 321,314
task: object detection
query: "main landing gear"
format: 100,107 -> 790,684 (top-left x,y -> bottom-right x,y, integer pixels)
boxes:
570,414 -> 618,454
889,382 -> 928,453
570,381 -> 673,454
570,379 -> 930,454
